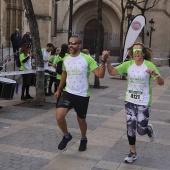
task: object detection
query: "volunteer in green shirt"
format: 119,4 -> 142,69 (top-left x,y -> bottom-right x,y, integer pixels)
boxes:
19,43 -> 34,100
53,44 -> 69,104
48,47 -> 60,94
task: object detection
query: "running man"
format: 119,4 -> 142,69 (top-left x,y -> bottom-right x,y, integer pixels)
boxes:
54,35 -> 109,151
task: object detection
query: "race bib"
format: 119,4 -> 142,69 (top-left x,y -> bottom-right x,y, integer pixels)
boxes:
126,90 -> 143,102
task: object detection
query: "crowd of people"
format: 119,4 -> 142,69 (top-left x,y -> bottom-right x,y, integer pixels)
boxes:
11,29 -> 95,100
9,29 -> 165,163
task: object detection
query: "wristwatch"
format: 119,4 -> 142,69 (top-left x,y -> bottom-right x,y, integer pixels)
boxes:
155,74 -> 159,78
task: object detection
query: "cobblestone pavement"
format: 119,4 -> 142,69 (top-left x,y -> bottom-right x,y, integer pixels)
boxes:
0,66 -> 170,170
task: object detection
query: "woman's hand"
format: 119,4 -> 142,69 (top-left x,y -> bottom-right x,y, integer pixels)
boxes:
29,51 -> 33,57
146,68 -> 164,86
146,68 -> 157,76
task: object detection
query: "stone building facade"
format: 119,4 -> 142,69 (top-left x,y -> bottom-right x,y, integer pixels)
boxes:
0,0 -> 170,64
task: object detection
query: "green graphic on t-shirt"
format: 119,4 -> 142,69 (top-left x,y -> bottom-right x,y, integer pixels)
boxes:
130,75 -> 145,85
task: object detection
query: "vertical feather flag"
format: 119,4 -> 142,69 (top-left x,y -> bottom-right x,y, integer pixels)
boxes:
123,15 -> 146,62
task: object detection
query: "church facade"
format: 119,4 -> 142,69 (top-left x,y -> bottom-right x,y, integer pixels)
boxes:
0,0 -> 170,65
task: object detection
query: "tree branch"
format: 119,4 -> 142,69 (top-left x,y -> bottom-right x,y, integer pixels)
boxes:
146,0 -> 157,10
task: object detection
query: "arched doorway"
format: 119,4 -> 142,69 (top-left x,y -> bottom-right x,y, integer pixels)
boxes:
83,19 -> 104,55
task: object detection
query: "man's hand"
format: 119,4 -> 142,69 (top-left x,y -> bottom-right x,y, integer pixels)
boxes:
54,90 -> 61,99
101,50 -> 110,61
52,64 -> 56,68
44,59 -> 49,62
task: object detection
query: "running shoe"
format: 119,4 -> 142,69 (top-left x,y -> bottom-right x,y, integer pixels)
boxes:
124,152 -> 137,163
58,133 -> 72,150
78,139 -> 88,151
148,124 -> 156,142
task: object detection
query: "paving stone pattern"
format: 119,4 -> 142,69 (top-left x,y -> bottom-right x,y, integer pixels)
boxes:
0,67 -> 170,170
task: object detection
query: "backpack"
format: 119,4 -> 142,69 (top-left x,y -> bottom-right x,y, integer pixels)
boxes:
56,60 -> 62,75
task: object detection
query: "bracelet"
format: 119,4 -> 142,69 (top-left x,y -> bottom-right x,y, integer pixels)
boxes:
101,59 -> 106,63
107,61 -> 111,64
155,74 -> 159,78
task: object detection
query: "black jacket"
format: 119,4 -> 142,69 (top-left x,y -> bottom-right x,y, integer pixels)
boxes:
10,33 -> 22,47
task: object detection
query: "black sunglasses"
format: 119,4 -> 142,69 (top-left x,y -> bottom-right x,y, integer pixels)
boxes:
68,42 -> 80,45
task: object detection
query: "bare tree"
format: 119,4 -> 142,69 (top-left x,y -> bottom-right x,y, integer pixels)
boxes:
119,0 -> 129,62
94,0 -> 102,88
23,0 -> 45,106
119,0 -> 158,61
132,0 -> 157,16
131,0 -> 158,43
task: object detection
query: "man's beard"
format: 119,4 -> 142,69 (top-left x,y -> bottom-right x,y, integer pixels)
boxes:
69,48 -> 79,54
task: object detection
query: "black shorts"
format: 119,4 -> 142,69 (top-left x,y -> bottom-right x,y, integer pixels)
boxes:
56,91 -> 90,119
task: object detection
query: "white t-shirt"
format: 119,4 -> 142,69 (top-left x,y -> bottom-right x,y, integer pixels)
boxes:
24,57 -> 32,70
63,53 -> 98,97
42,49 -> 50,69
116,60 -> 160,106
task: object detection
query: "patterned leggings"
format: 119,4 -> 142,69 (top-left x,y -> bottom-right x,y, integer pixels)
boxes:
125,102 -> 151,145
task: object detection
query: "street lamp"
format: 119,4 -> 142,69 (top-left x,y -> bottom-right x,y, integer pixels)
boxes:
126,2 -> 134,28
121,1 -> 135,80
149,19 -> 155,48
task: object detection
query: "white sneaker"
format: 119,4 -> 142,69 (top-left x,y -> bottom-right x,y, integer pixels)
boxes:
124,152 -> 137,163
148,124 -> 156,142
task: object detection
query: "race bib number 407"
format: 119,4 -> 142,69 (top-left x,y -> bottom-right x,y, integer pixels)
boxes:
126,90 -> 143,102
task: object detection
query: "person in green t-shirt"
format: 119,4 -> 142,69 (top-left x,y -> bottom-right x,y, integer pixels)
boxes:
106,42 -> 164,163
48,47 -> 60,94
42,43 -> 54,96
53,44 -> 69,104
19,43 -> 34,100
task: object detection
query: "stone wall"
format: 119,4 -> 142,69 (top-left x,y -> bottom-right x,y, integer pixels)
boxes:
0,0 -> 170,66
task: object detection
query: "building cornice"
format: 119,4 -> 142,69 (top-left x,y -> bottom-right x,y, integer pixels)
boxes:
6,4 -> 23,10
35,15 -> 51,20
